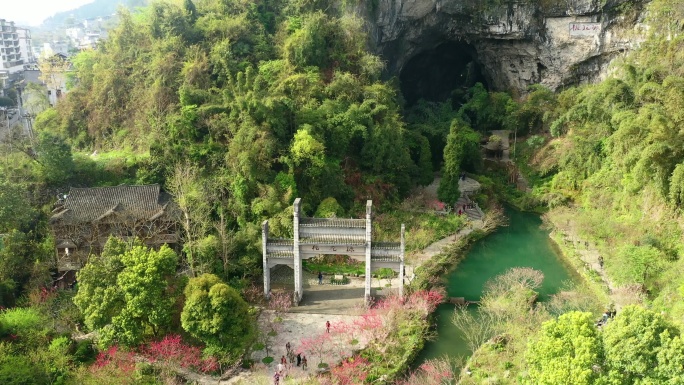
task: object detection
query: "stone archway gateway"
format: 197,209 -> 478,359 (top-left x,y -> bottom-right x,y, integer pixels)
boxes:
262,198 -> 404,306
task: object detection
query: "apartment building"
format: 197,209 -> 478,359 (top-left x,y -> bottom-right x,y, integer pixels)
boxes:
17,27 -> 35,65
0,19 -> 25,74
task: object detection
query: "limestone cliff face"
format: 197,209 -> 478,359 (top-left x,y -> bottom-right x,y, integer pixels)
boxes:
368,0 -> 647,92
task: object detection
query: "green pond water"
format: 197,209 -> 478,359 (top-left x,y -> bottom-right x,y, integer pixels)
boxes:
416,207 -> 579,362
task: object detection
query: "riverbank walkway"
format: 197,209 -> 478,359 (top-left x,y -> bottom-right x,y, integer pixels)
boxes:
550,216 -> 640,312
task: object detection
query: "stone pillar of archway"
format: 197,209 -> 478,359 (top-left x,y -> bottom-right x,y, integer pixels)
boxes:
399,224 -> 405,298
262,220 -> 270,298
293,198 -> 302,305
364,200 -> 372,306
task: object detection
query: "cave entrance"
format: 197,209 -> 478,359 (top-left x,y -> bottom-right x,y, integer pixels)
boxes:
399,41 -> 488,106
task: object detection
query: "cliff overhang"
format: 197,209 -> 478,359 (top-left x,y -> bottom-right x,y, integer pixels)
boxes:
368,0 -> 648,96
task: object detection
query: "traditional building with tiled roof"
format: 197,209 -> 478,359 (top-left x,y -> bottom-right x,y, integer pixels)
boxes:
49,184 -> 179,285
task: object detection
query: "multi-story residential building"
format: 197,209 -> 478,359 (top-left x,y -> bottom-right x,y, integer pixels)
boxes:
78,32 -> 102,50
17,27 -> 35,66
65,27 -> 84,43
0,19 -> 26,74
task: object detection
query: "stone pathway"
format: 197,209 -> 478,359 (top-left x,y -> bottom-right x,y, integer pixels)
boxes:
244,311 -> 366,384
551,227 -> 642,311
455,196 -> 483,221
405,222 -> 482,281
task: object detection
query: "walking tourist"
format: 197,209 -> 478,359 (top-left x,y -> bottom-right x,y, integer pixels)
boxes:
297,353 -> 302,367
318,271 -> 323,284
302,355 -> 308,370
326,320 -> 331,333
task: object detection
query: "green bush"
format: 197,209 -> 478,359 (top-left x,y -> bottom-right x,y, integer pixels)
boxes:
526,135 -> 545,148
329,276 -> 350,285
314,197 -> 345,218
0,352 -> 49,385
72,340 -> 97,364
373,268 -> 395,279
0,307 -> 48,349
0,96 -> 14,107
181,274 -> 255,358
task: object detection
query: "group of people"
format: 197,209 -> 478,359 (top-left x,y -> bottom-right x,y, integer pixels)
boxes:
596,308 -> 617,327
273,341 -> 308,384
458,203 -> 475,216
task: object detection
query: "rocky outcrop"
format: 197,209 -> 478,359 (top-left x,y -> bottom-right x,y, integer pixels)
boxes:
368,0 -> 648,93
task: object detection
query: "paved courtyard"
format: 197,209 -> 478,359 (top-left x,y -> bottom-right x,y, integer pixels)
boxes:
270,265 -> 402,314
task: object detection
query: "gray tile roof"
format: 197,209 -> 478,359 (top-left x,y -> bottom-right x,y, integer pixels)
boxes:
299,218 -> 366,228
49,184 -> 175,224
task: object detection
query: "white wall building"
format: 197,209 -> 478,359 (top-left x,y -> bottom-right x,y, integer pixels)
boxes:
78,32 -> 102,50
65,27 -> 84,43
40,54 -> 70,107
0,19 -> 25,74
17,27 -> 35,65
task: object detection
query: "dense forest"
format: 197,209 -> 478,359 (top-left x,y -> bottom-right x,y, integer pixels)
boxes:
2,0 -> 684,383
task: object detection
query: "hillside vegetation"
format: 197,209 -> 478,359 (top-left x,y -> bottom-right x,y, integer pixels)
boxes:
3,0 -> 684,383
456,1 -> 684,383
527,0 -> 684,318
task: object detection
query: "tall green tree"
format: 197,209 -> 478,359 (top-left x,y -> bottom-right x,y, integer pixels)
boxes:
73,237 -> 128,333
602,305 -> 684,384
181,273 -> 254,356
166,162 -> 213,277
74,239 -> 179,346
525,311 -> 604,385
0,230 -> 51,307
438,119 -> 481,205
34,131 -> 74,185
610,245 -> 667,291
0,180 -> 33,233
405,99 -> 459,170
458,83 -> 518,133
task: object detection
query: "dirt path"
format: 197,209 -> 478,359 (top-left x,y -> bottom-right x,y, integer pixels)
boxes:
549,224 -> 641,312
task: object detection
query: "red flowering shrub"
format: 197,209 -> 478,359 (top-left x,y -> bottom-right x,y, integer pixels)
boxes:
142,334 -> 219,374
404,289 -> 445,313
396,358 -> 455,385
431,200 -> 446,211
91,345 -> 137,381
328,356 -> 371,385
298,332 -> 333,367
374,290 -> 444,313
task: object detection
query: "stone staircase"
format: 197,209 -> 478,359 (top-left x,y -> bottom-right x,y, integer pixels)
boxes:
455,196 -> 483,221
